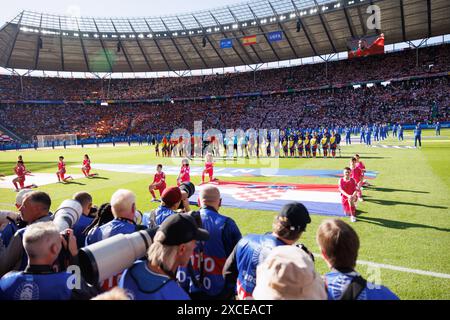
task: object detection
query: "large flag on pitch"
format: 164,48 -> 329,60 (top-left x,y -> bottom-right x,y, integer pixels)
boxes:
191,181 -> 345,217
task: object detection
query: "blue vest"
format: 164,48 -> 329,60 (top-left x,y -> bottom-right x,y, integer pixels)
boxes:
324,271 -> 399,300
17,228 -> 29,272
177,207 -> 229,297
85,219 -> 137,245
72,214 -> 94,249
0,270 -> 72,300
154,206 -> 176,226
119,260 -> 190,300
235,233 -> 285,298
0,222 -> 18,248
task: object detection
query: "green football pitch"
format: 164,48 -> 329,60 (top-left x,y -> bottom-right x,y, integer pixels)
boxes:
1,129 -> 449,299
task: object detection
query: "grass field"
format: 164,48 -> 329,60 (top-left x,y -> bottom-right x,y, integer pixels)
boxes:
1,129 -> 449,299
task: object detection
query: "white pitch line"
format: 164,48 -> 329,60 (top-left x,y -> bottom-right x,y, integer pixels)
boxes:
313,253 -> 450,279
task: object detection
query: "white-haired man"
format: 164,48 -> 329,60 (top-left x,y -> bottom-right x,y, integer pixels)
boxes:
86,189 -> 138,245
0,222 -> 97,300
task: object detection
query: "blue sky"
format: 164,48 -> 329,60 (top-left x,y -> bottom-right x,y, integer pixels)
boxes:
1,0 -> 243,24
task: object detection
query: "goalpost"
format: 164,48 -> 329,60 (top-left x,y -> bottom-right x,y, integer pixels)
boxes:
36,134 -> 78,148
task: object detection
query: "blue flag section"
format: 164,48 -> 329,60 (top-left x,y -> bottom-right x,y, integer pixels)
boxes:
220,39 -> 233,48
268,31 -> 283,43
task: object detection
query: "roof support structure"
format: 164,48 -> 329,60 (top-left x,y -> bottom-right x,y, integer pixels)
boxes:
191,15 -> 229,67
127,19 -> 153,71
399,0 -> 406,42
58,17 -> 65,71
110,19 -> 135,72
209,11 -> 248,66
92,19 -> 114,72
247,5 -> 281,61
176,17 -> 209,69
6,12 -> 24,67
426,0 -> 432,38
356,3 -> 367,35
290,0 -> 318,56
342,3 -> 356,38
75,18 -> 91,73
227,7 -> 264,64
313,0 -> 337,53
33,14 -> 43,70
143,19 -> 173,71
268,2 -> 299,59
160,18 -> 192,70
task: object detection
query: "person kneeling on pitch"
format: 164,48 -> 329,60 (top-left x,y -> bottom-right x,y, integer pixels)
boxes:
56,156 -> 73,183
0,222 -> 97,300
119,213 -> 209,300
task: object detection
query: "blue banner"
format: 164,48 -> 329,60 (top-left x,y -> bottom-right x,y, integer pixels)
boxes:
220,38 -> 233,49
268,31 -> 283,43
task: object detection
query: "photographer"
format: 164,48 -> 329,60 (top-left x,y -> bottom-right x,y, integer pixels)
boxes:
71,192 -> 95,248
1,190 -> 33,247
0,222 -> 97,300
119,213 -> 209,300
223,202 -> 312,300
0,191 -> 53,277
148,186 -> 182,227
179,185 -> 242,300
85,189 -> 137,245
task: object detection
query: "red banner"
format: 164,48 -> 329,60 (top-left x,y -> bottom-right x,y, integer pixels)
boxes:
348,33 -> 385,59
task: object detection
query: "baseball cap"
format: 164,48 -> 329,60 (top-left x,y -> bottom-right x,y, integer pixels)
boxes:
158,213 -> 209,245
161,187 -> 182,207
253,245 -> 327,300
15,189 -> 33,206
277,202 -> 311,231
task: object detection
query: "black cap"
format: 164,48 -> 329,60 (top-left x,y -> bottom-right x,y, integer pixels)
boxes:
278,202 -> 311,231
159,213 -> 209,245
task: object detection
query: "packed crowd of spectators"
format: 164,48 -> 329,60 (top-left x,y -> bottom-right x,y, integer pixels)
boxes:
0,76 -> 448,141
0,44 -> 448,101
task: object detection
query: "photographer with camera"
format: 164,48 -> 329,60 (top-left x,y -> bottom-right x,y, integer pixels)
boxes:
146,182 -> 194,228
1,190 -> 35,248
0,222 -> 97,300
119,213 -> 209,300
223,202 -> 313,300
71,192 -> 95,248
85,189 -> 138,245
179,185 -> 242,300
0,191 -> 53,277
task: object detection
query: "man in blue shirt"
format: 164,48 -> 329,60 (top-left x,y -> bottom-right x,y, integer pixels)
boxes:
0,222 -> 97,300
71,192 -> 94,249
119,213 -> 210,300
398,124 -> 404,141
178,185 -> 242,300
345,127 -> 351,145
414,122 -> 422,148
144,186 -> 183,227
223,202 -> 313,300
317,219 -> 399,300
435,122 -> 441,136
86,189 -> 138,245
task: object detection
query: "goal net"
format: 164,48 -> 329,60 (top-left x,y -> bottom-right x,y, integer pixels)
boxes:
36,134 -> 78,148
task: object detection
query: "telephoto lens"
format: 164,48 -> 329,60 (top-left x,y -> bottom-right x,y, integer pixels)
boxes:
78,227 -> 158,285
53,199 -> 82,232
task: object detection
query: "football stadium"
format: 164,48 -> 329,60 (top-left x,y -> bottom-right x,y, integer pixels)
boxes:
0,0 -> 449,302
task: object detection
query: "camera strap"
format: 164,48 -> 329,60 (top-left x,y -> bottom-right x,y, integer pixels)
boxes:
339,273 -> 367,300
